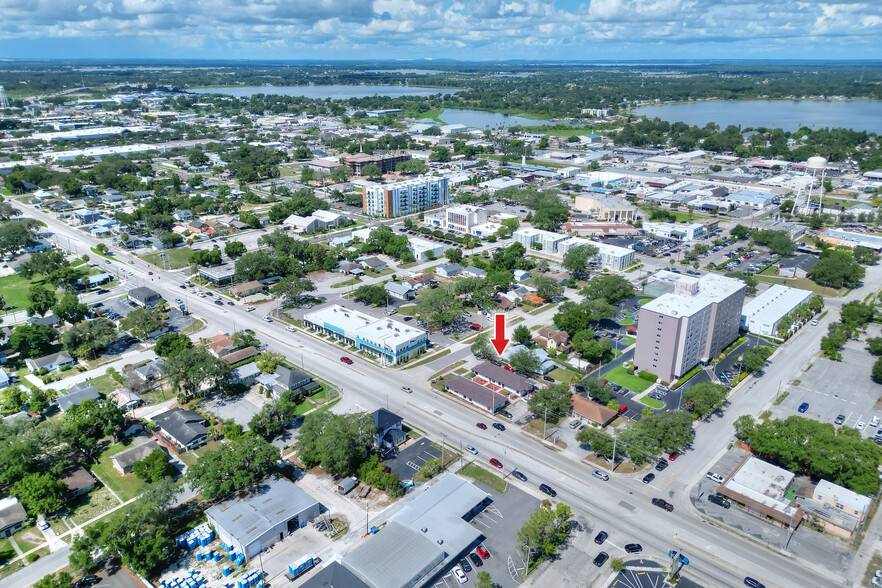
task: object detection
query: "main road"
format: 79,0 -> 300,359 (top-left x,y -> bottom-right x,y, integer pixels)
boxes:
16,204 -> 865,588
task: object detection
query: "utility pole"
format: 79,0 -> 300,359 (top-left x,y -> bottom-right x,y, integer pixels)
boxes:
611,436 -> 617,472
543,407 -> 548,442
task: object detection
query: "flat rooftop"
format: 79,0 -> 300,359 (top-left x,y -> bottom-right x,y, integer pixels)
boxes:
642,273 -> 744,318
304,304 -> 425,348
723,456 -> 797,518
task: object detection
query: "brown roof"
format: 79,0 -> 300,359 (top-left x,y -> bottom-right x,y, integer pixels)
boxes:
229,280 -> 263,296
208,334 -> 234,355
62,466 -> 95,493
221,346 -> 260,364
570,395 -> 617,426
538,327 -> 570,344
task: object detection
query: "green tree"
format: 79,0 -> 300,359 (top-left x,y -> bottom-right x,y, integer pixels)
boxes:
19,249 -> 69,279
810,249 -> 865,288
270,276 -> 316,305
28,387 -> 51,415
8,323 -> 56,357
683,382 -> 728,417
300,167 -> 315,183
330,166 -> 353,183
873,357 -> 882,382
508,347 -> 542,375
132,449 -> 176,483
527,382 -> 571,421
517,502 -> 573,571
512,324 -> 533,346
724,272 -> 758,295
186,436 -> 279,500
232,330 -> 261,349
475,571 -> 494,588
162,346 -> 231,399
610,558 -> 625,572
572,329 -> 612,364
353,284 -> 388,306
576,427 -> 615,459
190,248 -> 222,267
530,275 -> 564,301
295,412 -> 377,477
867,337 -> 882,356
445,247 -> 464,264
249,403 -> 285,441
840,301 -> 875,327
471,332 -> 495,360
0,221 -> 38,256
256,351 -> 285,373
396,159 -> 429,175
562,244 -> 599,274
52,292 -> 88,325
853,246 -> 879,265
154,332 -> 193,358
553,299 -> 615,334
361,163 -> 382,179
740,346 -> 773,373
416,288 -> 463,329
27,285 -> 57,317
61,318 -> 117,359
12,472 -> 67,515
34,572 -> 74,588
585,379 -> 616,404
224,240 -> 246,259
0,385 -> 26,413
120,307 -> 165,339
730,224 -> 750,239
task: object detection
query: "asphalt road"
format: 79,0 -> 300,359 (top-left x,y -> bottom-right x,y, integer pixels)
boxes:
13,203 -> 877,588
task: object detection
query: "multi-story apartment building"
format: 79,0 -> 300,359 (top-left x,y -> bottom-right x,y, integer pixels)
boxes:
344,152 -> 412,175
361,177 -> 449,219
634,273 -> 745,382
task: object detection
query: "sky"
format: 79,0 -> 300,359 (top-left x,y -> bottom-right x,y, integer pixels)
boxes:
1,0 -> 881,61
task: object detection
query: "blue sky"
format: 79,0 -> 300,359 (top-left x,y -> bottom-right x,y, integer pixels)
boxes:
1,0 -> 881,60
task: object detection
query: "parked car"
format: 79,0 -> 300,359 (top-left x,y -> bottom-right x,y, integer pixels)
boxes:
469,552 -> 483,568
592,470 -> 609,481
708,493 -> 732,509
593,552 -> 609,567
498,409 -> 513,419
569,420 -> 581,429
706,472 -> 725,483
655,460 -> 669,472
74,577 -> 101,588
642,473 -> 655,484
539,483 -> 557,497
476,546 -> 490,559
465,445 -> 478,455
459,558 -> 472,573
652,498 -> 674,512
246,306 -> 256,312
835,414 -> 845,425
594,531 -> 608,545
286,325 -> 296,332
489,458 -> 503,469
452,566 -> 467,584
340,356 -> 353,365
543,376 -> 555,382
37,519 -> 50,530
798,402 -> 809,413
624,543 -> 643,553
668,451 -> 681,461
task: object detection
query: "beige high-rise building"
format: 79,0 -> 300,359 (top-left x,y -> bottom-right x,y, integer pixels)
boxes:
634,272 -> 745,383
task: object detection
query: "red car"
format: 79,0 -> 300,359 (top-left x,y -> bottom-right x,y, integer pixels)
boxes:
668,451 -> 681,461
476,546 -> 490,559
470,323 -> 482,330
476,422 -> 488,430
340,356 -> 353,365
490,458 -> 503,469
503,365 -> 513,372
618,404 -> 627,414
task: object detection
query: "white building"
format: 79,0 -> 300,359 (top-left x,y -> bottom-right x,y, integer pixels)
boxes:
740,285 -> 812,336
409,237 -> 445,261
360,176 -> 449,218
480,177 -> 524,193
303,305 -> 427,365
513,228 -> 634,270
445,205 -> 488,233
643,221 -> 704,241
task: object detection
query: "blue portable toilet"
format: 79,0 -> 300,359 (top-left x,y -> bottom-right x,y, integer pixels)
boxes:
301,521 -> 306,528
214,552 -> 222,562
223,567 -> 230,577
236,554 -> 244,566
228,550 -> 235,562
195,551 -> 203,561
187,536 -> 197,550
221,542 -> 226,550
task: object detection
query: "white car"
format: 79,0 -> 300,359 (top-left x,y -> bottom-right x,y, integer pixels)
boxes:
285,325 -> 296,332
706,472 -> 725,483
465,444 -> 478,455
871,416 -> 880,428
401,386 -> 412,393
592,470 -> 610,481
811,320 -> 819,326
246,306 -> 256,312
37,520 -> 50,531
262,316 -> 273,323
452,566 -> 467,584
857,421 -> 866,430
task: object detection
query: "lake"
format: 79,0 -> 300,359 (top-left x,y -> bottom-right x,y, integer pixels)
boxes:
437,108 -> 553,128
191,84 -> 459,99
632,100 -> 882,133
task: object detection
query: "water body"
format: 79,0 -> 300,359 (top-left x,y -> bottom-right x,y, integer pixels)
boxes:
438,108 -> 553,128
632,100 -> 882,133
364,68 -> 444,75
191,84 -> 458,99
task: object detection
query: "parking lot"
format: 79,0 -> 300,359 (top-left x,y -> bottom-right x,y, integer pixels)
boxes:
431,481 -> 539,588
770,333 -> 882,436
202,390 -> 266,429
384,438 -> 442,480
607,565 -> 704,588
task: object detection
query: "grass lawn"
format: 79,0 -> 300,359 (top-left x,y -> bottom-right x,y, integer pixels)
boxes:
295,399 -> 318,416
0,538 -> 15,566
13,526 -> 43,552
861,553 -> 882,588
638,396 -> 664,409
330,278 -> 362,289
141,247 -> 193,269
638,298 -> 653,305
402,349 -> 450,370
0,274 -> 37,313
621,335 -> 636,347
619,318 -> 634,326
548,365 -> 581,385
396,304 -> 418,317
528,303 -> 557,315
69,486 -> 118,525
604,365 -> 654,393
178,442 -> 223,467
478,154 -> 568,169
91,443 -> 148,501
457,463 -> 507,493
754,275 -> 840,297
535,127 -> 595,137
87,374 -> 122,395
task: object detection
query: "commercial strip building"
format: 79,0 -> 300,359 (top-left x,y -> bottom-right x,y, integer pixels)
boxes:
740,285 -> 813,337
635,272 -> 745,382
303,305 -> 427,365
513,228 -> 635,270
717,456 -> 803,529
443,376 -> 509,413
797,479 -> 871,539
817,228 -> 882,251
643,221 -> 704,241
303,475 -> 489,588
360,176 -> 449,218
206,477 -> 321,561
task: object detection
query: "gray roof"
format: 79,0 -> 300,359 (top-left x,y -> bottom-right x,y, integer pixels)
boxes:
275,365 -> 312,389
0,498 -> 27,532
206,477 -> 319,547
153,408 -> 207,446
342,475 -> 487,588
57,385 -> 100,412
372,408 -> 403,433
232,363 -> 261,381
128,286 -> 162,303
779,253 -> 818,272
113,440 -> 163,470
444,376 -> 508,411
301,561 -> 369,588
384,282 -> 414,296
29,350 -> 72,369
473,361 -> 534,394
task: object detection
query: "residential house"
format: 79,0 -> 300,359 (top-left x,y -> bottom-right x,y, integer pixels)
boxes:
372,408 -> 405,449
132,359 -> 165,384
796,479 -> 872,539
74,208 -> 101,224
359,256 -> 387,272
0,498 -> 28,538
229,281 -> 265,298
109,388 -> 143,410
231,363 -> 261,386
153,408 -> 209,452
56,384 -> 101,413
778,254 -> 819,279
460,266 -> 487,279
112,440 -> 164,475
570,394 -> 618,427
207,334 -> 236,357
173,210 -> 193,222
25,351 -> 74,373
513,269 -> 531,281
0,368 -> 9,389
62,465 -> 96,498
221,346 -> 260,365
128,286 -> 164,308
436,263 -> 463,278
533,327 -> 573,354
338,262 -> 364,275
385,282 -> 415,301
404,273 -> 437,290
257,366 -> 318,398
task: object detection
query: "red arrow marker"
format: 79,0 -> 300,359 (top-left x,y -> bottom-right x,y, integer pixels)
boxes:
490,313 -> 510,356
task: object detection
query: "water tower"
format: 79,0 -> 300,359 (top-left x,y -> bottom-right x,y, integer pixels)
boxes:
800,155 -> 827,215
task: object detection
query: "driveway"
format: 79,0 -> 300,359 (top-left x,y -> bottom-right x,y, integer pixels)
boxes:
202,392 -> 263,429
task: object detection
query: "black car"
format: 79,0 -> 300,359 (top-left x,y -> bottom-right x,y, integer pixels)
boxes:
594,531 -> 608,545
543,376 -> 555,382
539,483 -> 557,497
512,470 -> 528,482
492,423 -> 506,431
74,576 -> 101,588
592,552 -> 609,567
655,460 -> 669,471
460,558 -> 472,573
642,473 -> 655,484
743,578 -> 765,588
652,498 -> 674,512
708,493 -> 731,509
624,543 -> 643,554
834,414 -> 845,425
469,552 -> 483,568
498,410 -> 513,419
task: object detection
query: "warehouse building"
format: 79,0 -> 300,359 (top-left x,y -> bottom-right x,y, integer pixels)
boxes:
206,477 -> 321,561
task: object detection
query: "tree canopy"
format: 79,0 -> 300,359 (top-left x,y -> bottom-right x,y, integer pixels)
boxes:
186,436 -> 279,501
580,274 -> 634,305
295,412 -> 377,477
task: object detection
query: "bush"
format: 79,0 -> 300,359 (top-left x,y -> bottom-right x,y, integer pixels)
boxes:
59,364 -> 71,372
26,553 -> 40,563
638,370 -> 657,382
